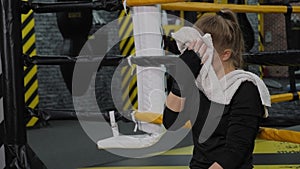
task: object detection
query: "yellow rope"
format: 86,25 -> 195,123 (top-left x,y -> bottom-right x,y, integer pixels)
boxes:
123,1 -> 300,13
124,0 -> 186,7
134,111 -> 163,124
258,127 -> 300,144
271,92 -> 300,103
161,2 -> 300,13
135,111 -> 300,144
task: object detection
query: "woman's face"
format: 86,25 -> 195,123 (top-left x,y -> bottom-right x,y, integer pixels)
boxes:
213,48 -> 234,78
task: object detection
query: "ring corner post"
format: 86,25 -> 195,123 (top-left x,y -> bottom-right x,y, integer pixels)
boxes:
0,0 -> 33,168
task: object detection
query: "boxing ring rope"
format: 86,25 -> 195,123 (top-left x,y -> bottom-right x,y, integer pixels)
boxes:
243,50 -> 300,66
23,54 -> 125,66
21,0 -> 123,13
124,0 -> 300,13
131,111 -> 300,144
21,0 -> 300,14
271,92 -> 300,103
257,127 -> 300,144
161,2 -> 300,13
23,50 -> 300,67
23,51 -> 300,104
27,105 -> 300,145
124,0 -> 186,7
30,106 -> 300,145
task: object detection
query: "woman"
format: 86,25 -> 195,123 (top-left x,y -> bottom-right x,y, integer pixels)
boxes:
163,9 -> 270,169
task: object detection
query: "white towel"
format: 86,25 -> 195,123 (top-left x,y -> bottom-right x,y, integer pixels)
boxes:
172,27 -> 271,117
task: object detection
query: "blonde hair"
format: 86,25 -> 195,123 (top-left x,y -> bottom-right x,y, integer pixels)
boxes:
193,9 -> 244,68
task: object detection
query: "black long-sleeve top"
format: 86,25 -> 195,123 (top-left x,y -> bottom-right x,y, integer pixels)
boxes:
163,80 -> 264,169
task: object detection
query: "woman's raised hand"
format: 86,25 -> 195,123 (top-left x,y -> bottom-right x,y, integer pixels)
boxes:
187,38 -> 209,64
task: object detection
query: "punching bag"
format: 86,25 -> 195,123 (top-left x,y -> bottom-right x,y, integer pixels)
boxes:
56,0 -> 92,94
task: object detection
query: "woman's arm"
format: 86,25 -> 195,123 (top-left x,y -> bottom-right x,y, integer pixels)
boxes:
163,49 -> 202,130
166,92 -> 185,112
163,92 -> 186,130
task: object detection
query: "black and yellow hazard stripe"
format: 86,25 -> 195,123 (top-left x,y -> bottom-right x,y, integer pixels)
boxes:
258,11 -> 264,52
119,10 -> 138,111
21,5 -> 39,127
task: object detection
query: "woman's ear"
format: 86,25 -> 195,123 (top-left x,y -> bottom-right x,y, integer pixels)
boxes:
221,49 -> 232,61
